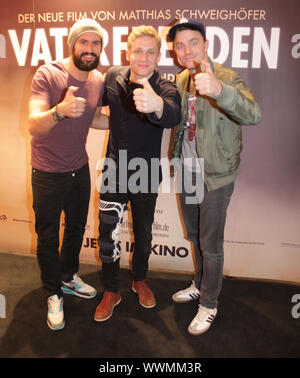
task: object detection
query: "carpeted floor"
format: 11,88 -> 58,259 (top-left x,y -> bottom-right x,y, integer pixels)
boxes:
0,251 -> 299,360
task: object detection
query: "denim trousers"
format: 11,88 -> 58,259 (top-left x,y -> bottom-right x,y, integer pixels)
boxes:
179,172 -> 234,309
31,163 -> 91,297
98,190 -> 158,292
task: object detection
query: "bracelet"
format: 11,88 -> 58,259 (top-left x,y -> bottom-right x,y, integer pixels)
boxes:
52,105 -> 66,122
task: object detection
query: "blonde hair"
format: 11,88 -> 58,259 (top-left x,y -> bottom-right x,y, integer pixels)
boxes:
127,25 -> 161,51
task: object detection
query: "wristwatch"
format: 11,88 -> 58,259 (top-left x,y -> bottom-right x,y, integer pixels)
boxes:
52,105 -> 65,122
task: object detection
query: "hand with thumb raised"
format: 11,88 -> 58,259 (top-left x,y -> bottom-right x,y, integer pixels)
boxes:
133,77 -> 163,116
65,86 -> 79,98
57,86 -> 87,119
194,60 -> 222,97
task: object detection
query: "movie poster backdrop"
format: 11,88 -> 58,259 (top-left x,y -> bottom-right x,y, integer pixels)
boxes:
0,0 -> 299,283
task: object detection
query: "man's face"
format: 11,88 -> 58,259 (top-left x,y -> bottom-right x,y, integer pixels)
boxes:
72,32 -> 102,71
173,29 -> 208,73
126,36 -> 161,82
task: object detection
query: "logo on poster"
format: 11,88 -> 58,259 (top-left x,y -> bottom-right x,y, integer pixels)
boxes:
0,294 -> 6,319
83,237 -> 189,258
291,294 -> 300,319
1,23 -> 282,69
291,34 -> 300,59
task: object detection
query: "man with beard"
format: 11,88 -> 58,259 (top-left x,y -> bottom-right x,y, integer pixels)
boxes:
28,18 -> 107,331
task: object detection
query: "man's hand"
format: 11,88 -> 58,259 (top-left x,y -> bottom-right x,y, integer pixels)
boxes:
133,78 -> 164,117
194,61 -> 222,98
28,86 -> 87,136
57,86 -> 87,118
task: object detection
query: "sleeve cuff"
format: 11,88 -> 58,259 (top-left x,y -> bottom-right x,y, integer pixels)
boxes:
215,83 -> 236,108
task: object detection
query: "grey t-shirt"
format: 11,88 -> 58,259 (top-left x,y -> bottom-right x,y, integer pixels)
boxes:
181,90 -> 201,173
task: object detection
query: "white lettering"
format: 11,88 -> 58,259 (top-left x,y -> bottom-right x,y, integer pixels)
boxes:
8,29 -> 31,66
113,26 -> 128,65
206,27 -> 229,64
99,27 -> 109,66
49,28 -> 68,60
38,12 -> 64,23
0,294 -> 6,319
291,34 -> 300,59
0,34 -> 5,58
99,363 -> 133,375
91,10 -> 116,21
291,294 -> 300,319
8,26 -> 281,69
18,13 -> 35,23
128,158 -> 148,193
31,28 -> 52,66
252,27 -> 280,69
158,26 -> 173,66
232,27 -> 250,68
66,11 -> 88,22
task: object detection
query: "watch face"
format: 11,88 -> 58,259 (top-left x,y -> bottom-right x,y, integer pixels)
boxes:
52,108 -> 58,122
53,106 -> 65,122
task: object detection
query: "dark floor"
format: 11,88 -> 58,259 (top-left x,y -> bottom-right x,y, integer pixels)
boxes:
0,251 -> 299,362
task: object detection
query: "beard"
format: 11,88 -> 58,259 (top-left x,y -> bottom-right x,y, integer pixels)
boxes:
72,52 -> 100,71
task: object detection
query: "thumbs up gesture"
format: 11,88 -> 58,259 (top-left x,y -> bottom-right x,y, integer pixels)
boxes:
58,86 -> 87,118
133,78 -> 163,116
194,60 -> 223,98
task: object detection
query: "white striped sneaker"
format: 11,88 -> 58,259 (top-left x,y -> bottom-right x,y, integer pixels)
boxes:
188,305 -> 217,335
172,281 -> 200,303
62,273 -> 97,299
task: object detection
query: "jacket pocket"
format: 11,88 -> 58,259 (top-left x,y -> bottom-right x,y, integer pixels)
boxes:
205,119 -> 241,175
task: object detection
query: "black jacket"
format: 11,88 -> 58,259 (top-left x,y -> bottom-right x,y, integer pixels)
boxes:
102,66 -> 181,188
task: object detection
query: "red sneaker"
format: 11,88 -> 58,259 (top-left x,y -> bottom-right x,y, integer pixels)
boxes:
94,291 -> 121,322
132,280 -> 156,308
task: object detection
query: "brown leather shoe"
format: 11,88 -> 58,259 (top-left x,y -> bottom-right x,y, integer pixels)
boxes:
132,280 -> 156,308
94,291 -> 121,322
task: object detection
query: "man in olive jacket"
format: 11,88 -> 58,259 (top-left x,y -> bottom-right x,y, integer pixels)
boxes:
169,19 -> 262,335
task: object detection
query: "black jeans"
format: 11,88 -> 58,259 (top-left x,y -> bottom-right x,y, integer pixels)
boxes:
31,164 -> 91,297
98,191 -> 158,292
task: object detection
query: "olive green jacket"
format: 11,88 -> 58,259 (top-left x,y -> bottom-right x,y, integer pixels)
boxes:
171,59 -> 262,191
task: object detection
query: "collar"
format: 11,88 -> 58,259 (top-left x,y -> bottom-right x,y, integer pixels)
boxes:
115,67 -> 159,91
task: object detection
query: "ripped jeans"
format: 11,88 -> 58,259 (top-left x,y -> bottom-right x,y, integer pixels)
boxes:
98,190 -> 158,292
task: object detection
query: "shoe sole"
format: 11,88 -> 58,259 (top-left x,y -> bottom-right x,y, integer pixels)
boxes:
172,293 -> 200,303
94,298 -> 121,322
132,287 -> 156,309
188,325 -> 210,335
47,319 -> 65,331
61,286 -> 97,299
172,296 -> 197,303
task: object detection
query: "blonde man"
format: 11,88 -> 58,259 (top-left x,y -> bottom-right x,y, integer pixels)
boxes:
94,26 -> 181,322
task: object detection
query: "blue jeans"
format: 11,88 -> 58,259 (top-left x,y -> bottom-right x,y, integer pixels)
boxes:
179,175 -> 234,309
31,164 -> 90,297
